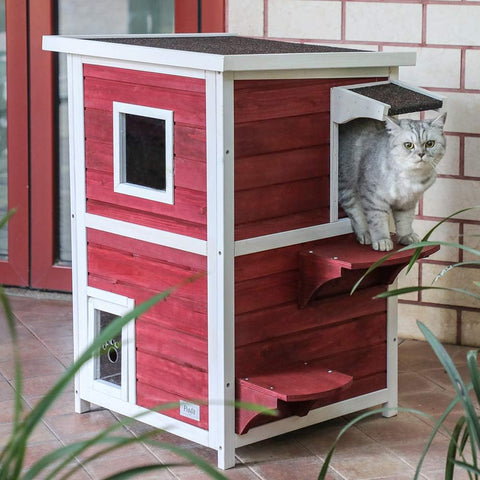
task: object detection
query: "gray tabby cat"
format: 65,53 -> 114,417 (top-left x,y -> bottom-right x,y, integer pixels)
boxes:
338,114 -> 446,251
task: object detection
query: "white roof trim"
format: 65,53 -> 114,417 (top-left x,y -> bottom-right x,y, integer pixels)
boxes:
43,34 -> 416,73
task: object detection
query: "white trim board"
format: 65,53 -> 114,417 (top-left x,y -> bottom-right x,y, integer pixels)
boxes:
80,55 -> 206,80
85,214 -> 207,256
78,387 -> 210,447
234,219 -> 353,257
232,66 -> 393,81
43,34 -> 415,74
235,389 -> 390,448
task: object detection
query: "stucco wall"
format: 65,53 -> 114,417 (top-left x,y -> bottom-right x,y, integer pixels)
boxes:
226,0 -> 480,346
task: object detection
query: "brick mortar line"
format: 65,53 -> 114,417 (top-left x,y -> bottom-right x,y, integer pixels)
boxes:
399,299 -> 480,314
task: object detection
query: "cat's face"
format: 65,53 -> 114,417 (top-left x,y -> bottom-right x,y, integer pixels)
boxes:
385,114 -> 447,169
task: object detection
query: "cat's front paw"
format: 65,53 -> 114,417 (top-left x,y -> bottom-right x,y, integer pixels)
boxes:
398,233 -> 420,245
372,238 -> 394,251
356,231 -> 372,245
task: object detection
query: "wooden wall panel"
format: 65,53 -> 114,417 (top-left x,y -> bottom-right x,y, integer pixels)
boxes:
137,382 -> 209,429
89,274 -> 208,338
84,65 -> 206,93
137,350 -> 209,429
234,236 -> 389,431
83,65 -> 207,239
136,320 -> 208,371
87,201 -> 207,240
87,230 -> 208,428
233,77 -> 386,240
86,170 -> 207,226
84,77 -> 205,126
236,312 -> 386,376
235,177 -> 330,225
235,146 -> 329,191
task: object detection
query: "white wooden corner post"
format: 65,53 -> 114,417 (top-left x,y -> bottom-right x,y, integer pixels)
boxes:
67,53 -> 90,414
384,281 -> 399,418
206,68 -> 236,470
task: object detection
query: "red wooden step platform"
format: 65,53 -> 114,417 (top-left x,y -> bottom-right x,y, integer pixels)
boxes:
236,363 -> 352,434
298,234 -> 440,307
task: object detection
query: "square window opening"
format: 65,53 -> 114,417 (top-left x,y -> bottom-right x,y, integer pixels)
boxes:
114,102 -> 174,204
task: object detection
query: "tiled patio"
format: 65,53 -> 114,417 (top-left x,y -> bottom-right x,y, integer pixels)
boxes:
0,291 -> 474,479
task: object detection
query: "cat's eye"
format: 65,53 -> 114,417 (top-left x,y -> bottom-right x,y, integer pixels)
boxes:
425,140 -> 436,148
403,142 -> 415,150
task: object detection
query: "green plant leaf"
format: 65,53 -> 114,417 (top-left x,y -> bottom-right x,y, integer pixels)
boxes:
99,465 -> 184,480
2,276 -> 199,479
410,206 -> 480,269
376,286 -> 480,302
0,209 -> 16,232
413,395 -> 461,479
317,406 -> 451,480
446,417 -> 467,480
0,285 -> 27,479
451,459 -> 480,476
417,322 -> 480,451
58,435 -> 229,480
22,283 -> 184,436
467,349 -> 480,405
351,238 -> 480,295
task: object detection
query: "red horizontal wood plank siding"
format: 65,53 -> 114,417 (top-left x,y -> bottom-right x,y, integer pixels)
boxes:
234,77 -> 386,240
236,311 -> 386,375
234,235 -> 389,432
87,230 -> 208,428
137,350 -> 208,429
86,170 -> 207,226
83,65 -> 207,239
83,65 -> 206,93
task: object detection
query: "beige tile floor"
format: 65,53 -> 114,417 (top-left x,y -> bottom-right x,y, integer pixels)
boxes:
0,292 -> 476,479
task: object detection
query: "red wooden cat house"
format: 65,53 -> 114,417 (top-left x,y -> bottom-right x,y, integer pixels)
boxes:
43,34 -> 444,469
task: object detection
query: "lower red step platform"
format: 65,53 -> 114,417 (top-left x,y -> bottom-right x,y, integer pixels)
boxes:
236,363 -> 353,434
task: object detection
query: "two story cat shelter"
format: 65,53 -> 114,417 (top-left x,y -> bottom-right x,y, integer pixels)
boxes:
43,34 -> 444,469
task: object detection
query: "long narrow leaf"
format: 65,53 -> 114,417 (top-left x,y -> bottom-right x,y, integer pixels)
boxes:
376,286 -> 480,302
21,439 -> 97,480
414,394 -> 462,479
418,322 -> 480,450
318,406 -> 452,480
452,460 -> 480,476
446,417 -> 467,480
6,276 -> 199,478
351,239 -> 480,295
0,209 -> 16,232
409,206 -> 480,269
59,436 -> 229,480
0,286 -> 27,479
100,465 -> 185,480
467,350 -> 480,405
22,279 -> 193,435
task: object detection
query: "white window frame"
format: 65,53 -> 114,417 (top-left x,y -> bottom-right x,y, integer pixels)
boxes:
86,290 -> 136,403
113,101 -> 174,204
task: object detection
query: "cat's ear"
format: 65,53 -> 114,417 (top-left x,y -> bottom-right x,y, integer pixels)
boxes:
385,116 -> 401,133
428,112 -> 447,128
